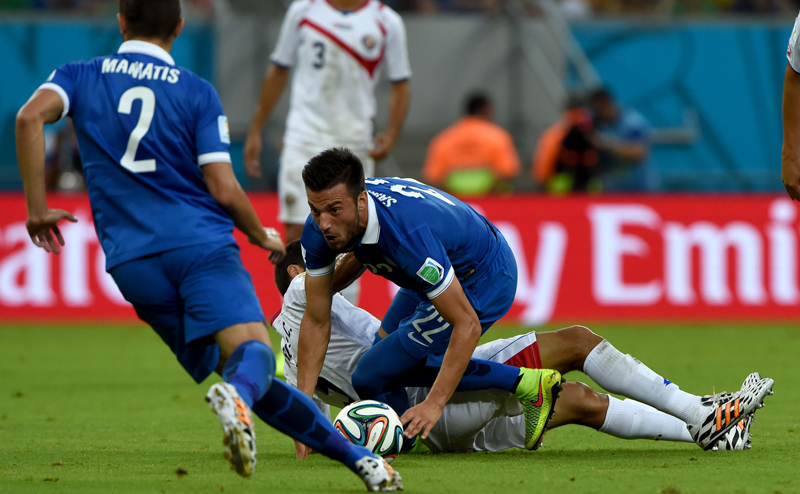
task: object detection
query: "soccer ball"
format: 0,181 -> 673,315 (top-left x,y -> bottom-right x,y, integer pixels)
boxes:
333,400 -> 404,463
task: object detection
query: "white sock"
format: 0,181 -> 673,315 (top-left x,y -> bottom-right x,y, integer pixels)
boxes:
584,340 -> 705,425
599,396 -> 693,442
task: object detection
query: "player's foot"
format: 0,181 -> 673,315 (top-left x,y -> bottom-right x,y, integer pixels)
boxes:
687,377 -> 773,451
699,372 -> 768,409
514,368 -> 563,450
355,456 -> 403,492
713,415 -> 753,451
205,382 -> 257,477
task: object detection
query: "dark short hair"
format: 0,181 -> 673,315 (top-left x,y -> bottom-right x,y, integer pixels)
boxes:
302,147 -> 366,203
119,0 -> 181,41
275,240 -> 305,297
465,93 -> 491,116
590,87 -> 613,104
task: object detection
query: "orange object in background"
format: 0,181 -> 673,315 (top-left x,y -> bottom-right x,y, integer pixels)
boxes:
531,108 -> 597,186
423,116 -> 521,187
423,94 -> 520,195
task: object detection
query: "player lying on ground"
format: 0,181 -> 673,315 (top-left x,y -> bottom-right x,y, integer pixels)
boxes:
273,241 -> 774,453
15,1 -> 400,490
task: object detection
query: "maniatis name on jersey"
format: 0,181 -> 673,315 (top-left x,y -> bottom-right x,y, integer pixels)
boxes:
101,58 -> 181,83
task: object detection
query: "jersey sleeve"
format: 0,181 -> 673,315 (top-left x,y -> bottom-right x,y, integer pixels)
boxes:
789,12 -> 800,73
38,62 -> 80,123
271,0 -> 309,68
194,81 -> 231,166
396,227 -> 455,299
301,217 -> 338,277
380,6 -> 412,82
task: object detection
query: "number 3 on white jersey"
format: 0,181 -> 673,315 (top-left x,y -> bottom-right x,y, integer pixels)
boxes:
117,86 -> 156,173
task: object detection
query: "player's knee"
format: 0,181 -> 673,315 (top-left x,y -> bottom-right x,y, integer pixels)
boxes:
560,325 -> 603,367
351,363 -> 379,399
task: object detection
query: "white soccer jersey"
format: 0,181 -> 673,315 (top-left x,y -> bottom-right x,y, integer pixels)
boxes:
274,273 -> 380,408
788,11 -> 800,72
271,0 -> 411,150
274,273 -> 541,453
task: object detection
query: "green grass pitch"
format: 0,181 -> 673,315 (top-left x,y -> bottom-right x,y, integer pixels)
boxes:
1,324 -> 798,493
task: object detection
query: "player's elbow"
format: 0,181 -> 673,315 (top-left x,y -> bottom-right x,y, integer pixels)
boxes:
453,316 -> 481,345
15,105 -> 41,133
205,171 -> 242,208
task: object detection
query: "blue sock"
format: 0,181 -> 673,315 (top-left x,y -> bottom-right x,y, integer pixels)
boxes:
251,379 -> 374,473
455,358 -> 521,392
221,340 -> 275,408
398,358 -> 521,393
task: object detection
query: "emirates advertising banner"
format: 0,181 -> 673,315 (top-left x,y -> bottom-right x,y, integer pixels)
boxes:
0,194 -> 798,324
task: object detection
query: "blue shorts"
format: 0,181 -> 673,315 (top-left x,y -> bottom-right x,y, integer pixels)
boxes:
109,241 -> 265,383
380,239 -> 517,367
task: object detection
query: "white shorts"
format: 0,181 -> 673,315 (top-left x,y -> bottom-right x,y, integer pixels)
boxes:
409,331 -> 541,453
278,143 -> 376,225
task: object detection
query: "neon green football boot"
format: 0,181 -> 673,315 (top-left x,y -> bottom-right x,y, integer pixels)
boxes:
514,368 -> 563,450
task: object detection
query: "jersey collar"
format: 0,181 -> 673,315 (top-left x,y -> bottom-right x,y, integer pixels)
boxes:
361,194 -> 381,245
117,40 -> 175,66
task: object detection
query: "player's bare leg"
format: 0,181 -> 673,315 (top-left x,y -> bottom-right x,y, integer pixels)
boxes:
545,381 -> 695,443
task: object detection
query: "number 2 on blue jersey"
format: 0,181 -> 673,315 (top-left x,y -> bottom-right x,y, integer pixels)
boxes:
117,86 -> 156,173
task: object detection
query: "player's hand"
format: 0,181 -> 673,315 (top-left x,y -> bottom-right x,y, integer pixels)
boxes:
782,153 -> 800,201
293,439 -> 318,459
400,398 -> 443,440
368,131 -> 397,162
26,209 -> 78,255
249,227 -> 286,263
244,131 -> 263,178
294,439 -> 308,460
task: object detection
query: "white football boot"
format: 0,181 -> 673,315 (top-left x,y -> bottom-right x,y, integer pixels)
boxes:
687,376 -> 773,451
205,382 -> 257,477
714,415 -> 753,451
355,456 -> 403,492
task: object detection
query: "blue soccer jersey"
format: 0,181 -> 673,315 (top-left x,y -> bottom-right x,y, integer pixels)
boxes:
301,177 -> 506,299
40,41 -> 235,269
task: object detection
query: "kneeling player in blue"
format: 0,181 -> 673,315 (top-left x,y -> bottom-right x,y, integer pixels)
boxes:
297,147 -> 562,452
15,1 -> 401,490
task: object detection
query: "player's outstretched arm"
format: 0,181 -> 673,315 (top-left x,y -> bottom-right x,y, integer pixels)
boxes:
369,80 -> 410,162
16,89 -> 78,255
783,62 -> 800,201
297,272 -> 334,398
202,162 -> 285,263
401,277 -> 481,440
244,65 -> 290,178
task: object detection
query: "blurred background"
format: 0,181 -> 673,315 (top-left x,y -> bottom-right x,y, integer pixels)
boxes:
0,0 -> 796,325
0,0 -> 793,193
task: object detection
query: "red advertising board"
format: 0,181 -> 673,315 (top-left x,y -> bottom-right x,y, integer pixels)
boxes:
1,193 -> 798,324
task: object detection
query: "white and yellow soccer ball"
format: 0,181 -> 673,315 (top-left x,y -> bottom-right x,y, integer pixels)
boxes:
333,400 -> 404,463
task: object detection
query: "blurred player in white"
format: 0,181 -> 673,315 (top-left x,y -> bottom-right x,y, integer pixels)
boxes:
782,12 -> 800,200
244,0 -> 411,304
272,241 -> 773,454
